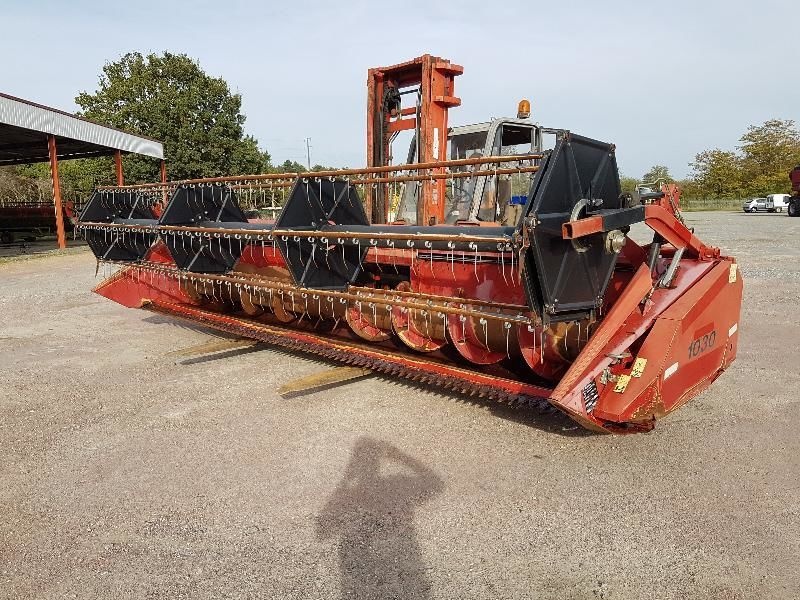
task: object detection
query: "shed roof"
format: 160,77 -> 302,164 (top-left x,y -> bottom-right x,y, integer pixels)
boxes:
0,92 -> 164,166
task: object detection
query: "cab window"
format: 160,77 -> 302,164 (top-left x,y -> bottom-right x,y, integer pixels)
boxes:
444,130 -> 489,223
478,125 -> 535,223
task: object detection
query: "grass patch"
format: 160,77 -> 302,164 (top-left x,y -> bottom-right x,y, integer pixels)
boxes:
681,198 -> 743,212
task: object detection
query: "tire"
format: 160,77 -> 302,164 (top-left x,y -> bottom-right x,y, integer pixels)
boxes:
0,231 -> 13,244
789,201 -> 799,217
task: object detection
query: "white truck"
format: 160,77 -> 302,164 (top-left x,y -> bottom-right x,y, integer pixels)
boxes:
742,195 -> 790,213
767,194 -> 790,212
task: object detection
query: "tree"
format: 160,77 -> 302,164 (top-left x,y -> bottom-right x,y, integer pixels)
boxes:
688,119 -> 800,199
75,52 -> 271,182
676,178 -> 700,200
738,119 -> 800,195
689,149 -> 742,198
0,166 -> 52,204
13,159 -> 111,203
619,175 -> 640,195
277,160 -> 308,173
641,165 -> 674,187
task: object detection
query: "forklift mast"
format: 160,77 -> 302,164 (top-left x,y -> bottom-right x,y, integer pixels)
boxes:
366,54 -> 462,225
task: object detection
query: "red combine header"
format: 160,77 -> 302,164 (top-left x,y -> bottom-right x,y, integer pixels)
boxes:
75,55 -> 743,433
0,201 -> 75,244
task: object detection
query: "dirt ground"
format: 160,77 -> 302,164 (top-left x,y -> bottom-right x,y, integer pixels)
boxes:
1,211 -> 798,600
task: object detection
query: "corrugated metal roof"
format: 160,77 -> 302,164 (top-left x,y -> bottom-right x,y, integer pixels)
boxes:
0,92 -> 163,160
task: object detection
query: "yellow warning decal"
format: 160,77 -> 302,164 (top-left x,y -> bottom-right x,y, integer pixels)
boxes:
614,374 -> 631,393
631,357 -> 647,378
728,263 -> 738,283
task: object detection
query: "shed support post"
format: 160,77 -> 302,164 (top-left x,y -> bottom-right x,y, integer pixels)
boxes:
114,150 -> 124,186
47,135 -> 66,250
160,160 -> 167,183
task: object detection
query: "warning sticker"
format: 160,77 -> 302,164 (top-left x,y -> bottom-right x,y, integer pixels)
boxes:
729,263 -> 738,283
614,374 -> 631,393
631,357 -> 647,378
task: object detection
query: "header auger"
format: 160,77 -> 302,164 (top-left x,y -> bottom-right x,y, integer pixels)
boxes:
76,55 -> 742,433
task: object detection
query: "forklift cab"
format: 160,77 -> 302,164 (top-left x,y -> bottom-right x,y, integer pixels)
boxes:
394,118 -> 543,225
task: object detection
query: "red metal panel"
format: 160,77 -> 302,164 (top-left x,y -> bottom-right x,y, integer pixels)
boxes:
561,215 -> 603,239
550,264 -> 653,410
644,205 -> 719,260
592,259 -> 742,423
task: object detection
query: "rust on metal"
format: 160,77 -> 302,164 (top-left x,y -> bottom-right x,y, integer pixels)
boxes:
97,153 -> 541,191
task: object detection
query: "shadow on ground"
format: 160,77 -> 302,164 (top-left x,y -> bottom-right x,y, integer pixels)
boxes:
316,437 -> 444,600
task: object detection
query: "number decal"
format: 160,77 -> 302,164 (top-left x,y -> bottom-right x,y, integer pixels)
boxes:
688,330 -> 716,359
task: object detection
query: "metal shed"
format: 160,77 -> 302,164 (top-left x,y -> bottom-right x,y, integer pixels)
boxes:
0,92 -> 165,248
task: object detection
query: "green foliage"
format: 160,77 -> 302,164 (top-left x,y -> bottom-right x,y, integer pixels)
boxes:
689,150 -> 742,198
75,51 -> 272,182
738,119 -> 800,195
0,166 -> 52,204
268,161 -> 339,174
675,178 -> 700,199
276,160 -> 308,174
17,159 -> 116,201
2,159 -> 111,205
619,175 -> 640,194
688,119 -> 800,199
641,165 -> 674,187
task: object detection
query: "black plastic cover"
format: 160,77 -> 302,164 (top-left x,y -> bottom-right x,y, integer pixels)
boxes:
159,184 -> 247,226
79,190 -> 158,262
276,178 -> 370,290
79,190 -> 158,222
520,132 -> 623,322
159,184 -> 248,272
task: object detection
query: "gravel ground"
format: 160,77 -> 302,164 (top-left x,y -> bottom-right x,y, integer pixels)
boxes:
1,211 -> 798,600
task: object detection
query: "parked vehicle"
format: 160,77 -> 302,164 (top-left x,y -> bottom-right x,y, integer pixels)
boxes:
767,194 -> 790,212
742,197 -> 768,212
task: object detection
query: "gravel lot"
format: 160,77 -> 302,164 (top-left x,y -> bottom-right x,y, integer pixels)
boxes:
1,211 -> 798,599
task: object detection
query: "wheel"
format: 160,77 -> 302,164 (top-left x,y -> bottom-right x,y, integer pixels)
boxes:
788,201 -> 799,217
0,231 -> 13,244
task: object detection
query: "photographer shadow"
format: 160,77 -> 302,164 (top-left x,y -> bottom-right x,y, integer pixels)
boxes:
316,437 -> 444,600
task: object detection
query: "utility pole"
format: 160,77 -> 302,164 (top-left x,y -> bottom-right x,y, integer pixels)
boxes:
305,137 -> 312,171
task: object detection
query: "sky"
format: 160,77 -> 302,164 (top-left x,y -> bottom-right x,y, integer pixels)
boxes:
2,0 -> 796,179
